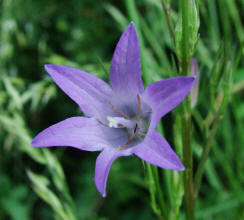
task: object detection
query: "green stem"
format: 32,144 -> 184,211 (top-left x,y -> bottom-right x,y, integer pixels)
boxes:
181,0 -> 189,75
146,163 -> 165,220
182,105 -> 194,220
152,166 -> 167,218
170,114 -> 184,220
181,1 -> 195,219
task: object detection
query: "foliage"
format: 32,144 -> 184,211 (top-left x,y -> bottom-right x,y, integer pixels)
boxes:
0,0 -> 243,219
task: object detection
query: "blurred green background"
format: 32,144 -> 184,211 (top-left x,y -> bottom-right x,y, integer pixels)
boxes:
0,0 -> 244,219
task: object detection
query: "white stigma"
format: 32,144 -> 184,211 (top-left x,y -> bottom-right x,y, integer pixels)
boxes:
107,116 -> 119,128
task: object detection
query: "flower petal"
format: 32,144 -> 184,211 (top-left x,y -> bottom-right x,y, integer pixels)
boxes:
143,76 -> 195,129
110,22 -> 144,97
95,147 -> 132,197
132,130 -> 184,170
45,64 -> 112,120
31,117 -> 128,151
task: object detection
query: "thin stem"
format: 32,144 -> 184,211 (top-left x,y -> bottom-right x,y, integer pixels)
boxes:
161,0 -> 177,48
194,114 -> 221,198
182,105 -> 194,220
152,166 -> 167,218
170,114 -> 184,220
181,1 -> 195,220
181,0 -> 189,75
146,163 -> 165,220
204,80 -> 244,129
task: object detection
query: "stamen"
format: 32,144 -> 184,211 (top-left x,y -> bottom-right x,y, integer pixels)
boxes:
136,94 -> 141,121
136,131 -> 146,136
119,135 -> 134,150
109,102 -> 131,120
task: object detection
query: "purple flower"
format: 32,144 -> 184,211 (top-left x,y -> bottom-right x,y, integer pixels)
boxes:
31,23 -> 195,197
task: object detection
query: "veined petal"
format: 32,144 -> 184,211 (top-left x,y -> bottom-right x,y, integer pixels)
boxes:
45,64 -> 112,120
110,22 -> 144,97
132,130 -> 184,170
143,76 -> 195,130
95,147 -> 132,197
31,117 -> 128,151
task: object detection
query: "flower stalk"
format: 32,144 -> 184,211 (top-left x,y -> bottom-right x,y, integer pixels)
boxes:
162,0 -> 199,218
181,0 -> 195,219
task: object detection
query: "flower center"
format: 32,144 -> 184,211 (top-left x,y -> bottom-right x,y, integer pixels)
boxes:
106,95 -> 149,150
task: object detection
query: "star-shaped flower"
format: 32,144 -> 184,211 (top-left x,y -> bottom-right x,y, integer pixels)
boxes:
31,22 -> 195,197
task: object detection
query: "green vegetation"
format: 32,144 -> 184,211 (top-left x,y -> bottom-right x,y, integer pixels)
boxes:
0,0 -> 243,219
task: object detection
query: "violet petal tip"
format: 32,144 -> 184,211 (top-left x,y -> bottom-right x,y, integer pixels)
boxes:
44,64 -> 52,70
177,163 -> 185,171
30,138 -> 39,147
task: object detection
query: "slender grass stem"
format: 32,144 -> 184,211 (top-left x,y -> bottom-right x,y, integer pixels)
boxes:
146,163 -> 165,220
194,114 -> 222,198
161,0 -> 176,48
152,166 -> 167,218
195,50 -> 233,199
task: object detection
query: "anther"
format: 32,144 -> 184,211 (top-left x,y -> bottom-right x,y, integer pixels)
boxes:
108,102 -> 131,120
